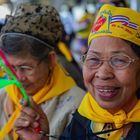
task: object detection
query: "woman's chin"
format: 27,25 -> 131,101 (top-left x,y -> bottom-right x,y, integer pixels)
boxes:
98,101 -> 121,113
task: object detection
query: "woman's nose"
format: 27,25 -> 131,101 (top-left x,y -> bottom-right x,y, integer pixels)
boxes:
95,62 -> 114,80
15,70 -> 26,81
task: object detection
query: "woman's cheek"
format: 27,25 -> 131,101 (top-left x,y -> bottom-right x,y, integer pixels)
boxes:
83,67 -> 93,88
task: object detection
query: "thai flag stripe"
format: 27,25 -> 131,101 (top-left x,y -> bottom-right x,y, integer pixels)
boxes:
128,22 -> 138,29
111,16 -> 129,23
110,15 -> 138,30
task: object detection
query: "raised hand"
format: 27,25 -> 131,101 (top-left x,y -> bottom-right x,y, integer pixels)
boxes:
13,97 -> 49,140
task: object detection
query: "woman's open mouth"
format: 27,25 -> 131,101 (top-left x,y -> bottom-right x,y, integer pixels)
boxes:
95,85 -> 120,99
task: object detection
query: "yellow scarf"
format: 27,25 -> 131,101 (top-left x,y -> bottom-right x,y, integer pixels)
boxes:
78,92 -> 140,140
0,63 -> 76,139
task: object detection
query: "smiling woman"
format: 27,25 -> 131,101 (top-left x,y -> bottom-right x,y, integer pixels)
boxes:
83,36 -> 140,113
60,4 -> 140,140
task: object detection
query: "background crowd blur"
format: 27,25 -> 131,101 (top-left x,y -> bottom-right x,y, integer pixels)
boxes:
0,0 -> 138,87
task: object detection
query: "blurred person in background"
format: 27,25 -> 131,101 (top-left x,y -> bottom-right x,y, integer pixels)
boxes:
75,9 -> 94,54
59,5 -> 85,90
57,28 -> 86,90
60,5 -> 76,48
71,8 -> 94,68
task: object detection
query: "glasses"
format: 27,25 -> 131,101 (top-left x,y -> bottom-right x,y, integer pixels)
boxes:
81,54 -> 138,70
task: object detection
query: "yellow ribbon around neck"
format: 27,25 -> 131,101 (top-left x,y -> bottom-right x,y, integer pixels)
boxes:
78,92 -> 140,140
0,63 -> 76,140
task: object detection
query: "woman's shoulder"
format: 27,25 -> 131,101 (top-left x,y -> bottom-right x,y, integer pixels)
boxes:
58,86 -> 86,108
41,86 -> 86,124
61,85 -> 86,100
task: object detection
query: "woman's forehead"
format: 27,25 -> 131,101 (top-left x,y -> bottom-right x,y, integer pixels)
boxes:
6,53 -> 37,64
90,36 -> 126,45
88,36 -> 137,56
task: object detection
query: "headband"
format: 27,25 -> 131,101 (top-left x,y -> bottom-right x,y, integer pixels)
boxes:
88,4 -> 140,46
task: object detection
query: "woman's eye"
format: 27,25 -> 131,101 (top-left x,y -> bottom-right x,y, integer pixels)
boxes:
87,58 -> 100,65
112,57 -> 128,65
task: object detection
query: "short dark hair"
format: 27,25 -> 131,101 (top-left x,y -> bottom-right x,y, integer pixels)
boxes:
0,34 -> 53,61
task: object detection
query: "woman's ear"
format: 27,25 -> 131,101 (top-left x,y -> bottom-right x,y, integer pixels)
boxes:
47,51 -> 57,67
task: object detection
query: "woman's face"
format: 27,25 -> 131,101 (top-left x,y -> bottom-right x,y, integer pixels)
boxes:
83,36 -> 140,113
6,52 -> 54,96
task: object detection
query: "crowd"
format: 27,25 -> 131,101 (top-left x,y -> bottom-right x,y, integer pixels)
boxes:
1,0 -> 140,140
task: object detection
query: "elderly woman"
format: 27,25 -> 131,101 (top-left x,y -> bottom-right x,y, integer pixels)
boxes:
60,4 -> 140,140
0,3 -> 85,140
12,4 -> 140,140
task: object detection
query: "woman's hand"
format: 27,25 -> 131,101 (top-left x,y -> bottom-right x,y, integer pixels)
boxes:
13,97 -> 49,140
